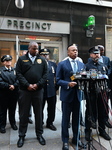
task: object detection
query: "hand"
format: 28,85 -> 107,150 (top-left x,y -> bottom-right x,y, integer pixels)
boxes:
32,84 -> 38,90
68,82 -> 77,88
27,84 -> 34,91
9,85 -> 15,91
27,84 -> 38,91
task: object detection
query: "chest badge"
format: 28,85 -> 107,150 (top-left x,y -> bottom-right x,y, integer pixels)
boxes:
37,59 -> 42,64
23,60 -> 29,62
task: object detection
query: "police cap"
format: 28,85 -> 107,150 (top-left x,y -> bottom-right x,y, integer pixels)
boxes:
88,46 -> 100,54
39,48 -> 50,55
1,55 -> 12,62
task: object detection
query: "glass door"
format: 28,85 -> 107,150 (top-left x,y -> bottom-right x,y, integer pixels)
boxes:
41,43 -> 62,64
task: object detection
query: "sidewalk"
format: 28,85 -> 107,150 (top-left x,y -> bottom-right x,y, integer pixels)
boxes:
0,99 -> 112,150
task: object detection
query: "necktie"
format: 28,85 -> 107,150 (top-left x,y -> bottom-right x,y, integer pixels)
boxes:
72,60 -> 77,73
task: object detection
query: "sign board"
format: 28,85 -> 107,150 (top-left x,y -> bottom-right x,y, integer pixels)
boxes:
0,16 -> 70,34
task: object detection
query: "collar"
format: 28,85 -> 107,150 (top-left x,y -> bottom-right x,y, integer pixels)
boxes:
68,57 -> 77,62
28,53 -> 36,59
5,66 -> 11,70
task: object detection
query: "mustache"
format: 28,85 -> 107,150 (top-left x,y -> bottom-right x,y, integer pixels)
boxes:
92,57 -> 99,61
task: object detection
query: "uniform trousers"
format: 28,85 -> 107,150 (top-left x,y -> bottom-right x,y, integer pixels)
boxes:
18,89 -> 43,137
85,89 -> 105,133
42,95 -> 56,125
61,96 -> 80,143
0,91 -> 18,128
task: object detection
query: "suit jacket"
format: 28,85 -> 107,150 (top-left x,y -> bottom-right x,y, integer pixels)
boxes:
56,58 -> 85,102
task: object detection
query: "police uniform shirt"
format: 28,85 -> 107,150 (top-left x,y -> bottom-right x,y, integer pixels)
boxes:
86,59 -> 107,75
5,66 -> 11,71
28,53 -> 36,63
99,56 -> 103,63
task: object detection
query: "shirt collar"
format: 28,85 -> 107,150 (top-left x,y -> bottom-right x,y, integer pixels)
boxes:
99,56 -> 103,63
28,53 -> 36,59
5,66 -> 11,70
68,57 -> 77,62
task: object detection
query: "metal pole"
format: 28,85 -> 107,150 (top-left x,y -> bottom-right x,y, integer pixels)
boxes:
16,35 -> 19,61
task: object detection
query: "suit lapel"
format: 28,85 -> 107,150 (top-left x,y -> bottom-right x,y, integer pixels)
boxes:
77,61 -> 80,72
66,59 -> 73,71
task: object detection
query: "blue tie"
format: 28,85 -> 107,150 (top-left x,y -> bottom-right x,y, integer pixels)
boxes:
72,60 -> 77,73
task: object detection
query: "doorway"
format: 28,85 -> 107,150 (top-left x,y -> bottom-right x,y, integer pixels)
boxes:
41,43 -> 62,64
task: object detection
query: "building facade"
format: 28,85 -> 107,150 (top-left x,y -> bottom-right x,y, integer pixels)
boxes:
0,0 -> 112,66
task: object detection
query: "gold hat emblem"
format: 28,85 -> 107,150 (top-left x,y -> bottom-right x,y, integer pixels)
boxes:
44,49 -> 47,52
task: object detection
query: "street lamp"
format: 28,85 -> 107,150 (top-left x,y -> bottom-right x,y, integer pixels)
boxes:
15,0 -> 24,9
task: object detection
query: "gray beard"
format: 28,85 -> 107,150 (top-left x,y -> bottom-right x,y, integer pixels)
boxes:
92,57 -> 99,62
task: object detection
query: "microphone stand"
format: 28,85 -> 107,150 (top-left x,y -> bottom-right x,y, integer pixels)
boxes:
77,79 -> 97,150
72,73 -> 105,150
85,80 -> 97,150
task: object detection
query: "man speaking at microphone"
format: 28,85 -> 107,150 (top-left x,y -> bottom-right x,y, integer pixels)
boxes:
56,44 -> 85,150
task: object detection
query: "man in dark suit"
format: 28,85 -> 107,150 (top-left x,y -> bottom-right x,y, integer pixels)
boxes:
39,48 -> 58,131
56,44 -> 86,150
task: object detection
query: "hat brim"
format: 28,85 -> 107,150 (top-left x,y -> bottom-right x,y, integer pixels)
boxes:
3,58 -> 12,62
40,52 -> 49,55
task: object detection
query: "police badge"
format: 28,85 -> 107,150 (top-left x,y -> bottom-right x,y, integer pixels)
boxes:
37,59 -> 42,64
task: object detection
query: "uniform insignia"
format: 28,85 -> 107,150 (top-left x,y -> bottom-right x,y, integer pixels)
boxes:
44,49 -> 47,52
51,66 -> 55,73
14,70 -> 16,75
37,59 -> 42,64
22,60 -> 29,62
103,66 -> 106,71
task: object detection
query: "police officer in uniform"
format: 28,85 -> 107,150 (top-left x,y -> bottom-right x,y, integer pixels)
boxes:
39,48 -> 58,131
85,46 -> 111,141
98,45 -> 112,128
16,41 -> 47,148
0,55 -> 19,133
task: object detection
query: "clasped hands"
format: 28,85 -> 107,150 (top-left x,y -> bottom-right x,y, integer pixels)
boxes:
27,84 -> 38,91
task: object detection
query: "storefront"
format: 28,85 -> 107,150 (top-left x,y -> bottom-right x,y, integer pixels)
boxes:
0,16 -> 70,66
1,0 -> 112,64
